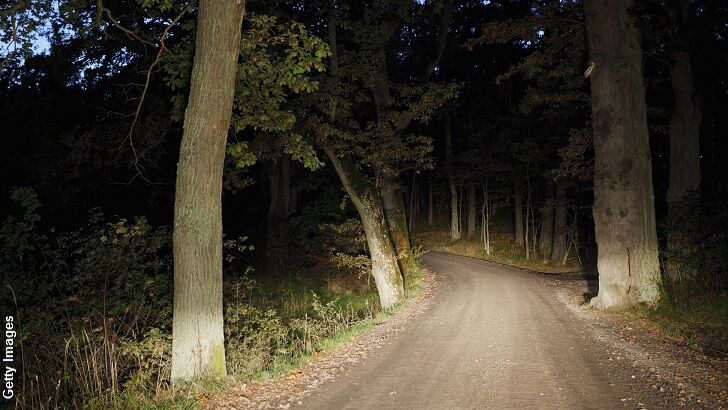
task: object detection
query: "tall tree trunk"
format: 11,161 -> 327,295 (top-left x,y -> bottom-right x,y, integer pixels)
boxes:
514,181 -> 524,246
171,0 -> 245,383
539,179 -> 555,259
322,17 -> 404,308
322,147 -> 405,308
585,0 -> 662,308
428,175 -> 434,226
551,179 -> 568,264
369,48 -> 415,274
265,155 -> 291,272
445,118 -> 460,240
467,183 -> 477,239
481,179 -> 491,255
666,48 -> 703,281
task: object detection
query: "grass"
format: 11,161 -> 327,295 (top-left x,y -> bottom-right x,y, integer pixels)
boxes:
415,230 -> 581,274
625,295 -> 728,357
131,264 -> 427,409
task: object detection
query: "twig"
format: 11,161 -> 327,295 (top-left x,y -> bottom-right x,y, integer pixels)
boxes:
119,5 -> 189,184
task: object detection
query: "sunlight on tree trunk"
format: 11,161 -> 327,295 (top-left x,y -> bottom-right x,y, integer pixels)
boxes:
171,0 -> 245,384
322,147 -> 405,309
585,0 -> 662,309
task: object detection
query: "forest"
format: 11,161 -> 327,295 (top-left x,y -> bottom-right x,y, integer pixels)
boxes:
1,0 -> 727,408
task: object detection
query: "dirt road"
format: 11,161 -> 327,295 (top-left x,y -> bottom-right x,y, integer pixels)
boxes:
297,252 -> 671,409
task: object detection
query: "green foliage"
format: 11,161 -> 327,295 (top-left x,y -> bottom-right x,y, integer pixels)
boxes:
0,0 -> 52,72
163,13 -> 329,171
1,188 -> 172,407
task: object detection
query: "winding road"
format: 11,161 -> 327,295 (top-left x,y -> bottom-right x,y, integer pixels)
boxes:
298,252 -> 648,409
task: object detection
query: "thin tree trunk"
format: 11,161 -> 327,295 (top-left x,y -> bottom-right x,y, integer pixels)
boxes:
481,179 -> 491,255
514,181 -> 524,246
171,0 -> 245,383
467,183 -> 477,239
585,0 -> 662,308
666,48 -> 703,281
445,118 -> 460,240
265,155 -> 291,272
539,179 -> 555,259
551,179 -> 568,264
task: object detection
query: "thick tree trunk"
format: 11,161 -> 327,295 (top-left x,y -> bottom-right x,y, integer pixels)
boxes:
585,0 -> 662,308
322,147 -> 405,308
551,180 -> 568,264
666,50 -> 703,281
381,179 -> 416,277
539,180 -> 555,259
171,0 -> 245,383
514,181 -> 524,246
265,155 -> 291,271
467,183 -> 477,239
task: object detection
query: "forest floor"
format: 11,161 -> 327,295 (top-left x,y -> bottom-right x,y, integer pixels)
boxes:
206,252 -> 728,409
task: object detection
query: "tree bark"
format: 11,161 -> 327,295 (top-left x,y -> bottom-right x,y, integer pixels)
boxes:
539,180 -> 555,259
322,147 -> 405,309
550,179 -> 568,264
665,48 -> 703,281
171,0 -> 245,383
514,181 -> 524,247
585,0 -> 662,308
321,17 -> 404,309
381,180 -> 416,277
467,183 -> 477,239
445,119 -> 460,240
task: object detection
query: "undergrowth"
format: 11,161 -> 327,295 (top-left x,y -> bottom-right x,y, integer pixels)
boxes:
1,187 -> 423,409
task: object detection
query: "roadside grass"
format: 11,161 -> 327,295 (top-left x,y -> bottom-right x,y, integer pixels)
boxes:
625,295 -> 728,357
415,230 -> 580,274
126,263 -> 426,409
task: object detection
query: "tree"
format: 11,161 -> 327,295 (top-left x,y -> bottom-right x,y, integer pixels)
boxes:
585,0 -> 662,308
171,0 -> 245,383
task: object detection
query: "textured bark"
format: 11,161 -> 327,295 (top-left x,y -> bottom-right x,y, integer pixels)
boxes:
550,180 -> 568,264
445,119 -> 460,240
666,50 -> 703,281
322,147 -> 405,309
265,155 -> 292,271
381,179 -> 416,277
467,183 -> 477,239
171,0 -> 245,383
324,18 -> 403,308
585,0 -> 662,308
539,180 -> 555,259
514,183 -> 524,247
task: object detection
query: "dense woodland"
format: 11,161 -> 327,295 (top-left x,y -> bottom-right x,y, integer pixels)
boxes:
1,0 -> 727,407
